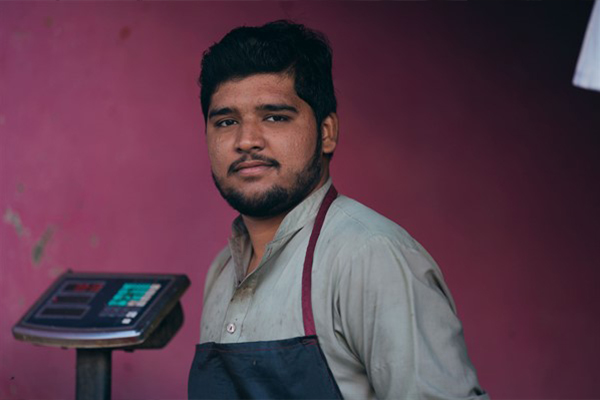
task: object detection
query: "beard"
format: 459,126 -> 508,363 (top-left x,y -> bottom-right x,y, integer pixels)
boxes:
212,140 -> 323,218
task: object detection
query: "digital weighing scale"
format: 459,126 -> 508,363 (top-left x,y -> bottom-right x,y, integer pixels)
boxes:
13,271 -> 190,400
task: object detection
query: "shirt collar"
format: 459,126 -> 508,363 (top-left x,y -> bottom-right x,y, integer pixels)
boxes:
228,178 -> 333,281
231,178 -> 333,241
274,177 -> 333,243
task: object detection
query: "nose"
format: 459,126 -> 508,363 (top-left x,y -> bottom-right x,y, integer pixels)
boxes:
235,119 -> 265,153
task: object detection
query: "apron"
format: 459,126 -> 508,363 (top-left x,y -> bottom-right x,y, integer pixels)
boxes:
188,186 -> 343,399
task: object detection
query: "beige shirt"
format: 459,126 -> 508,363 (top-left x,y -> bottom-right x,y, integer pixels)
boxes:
200,180 -> 488,399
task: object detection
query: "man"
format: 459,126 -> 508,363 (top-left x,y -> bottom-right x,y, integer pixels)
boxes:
189,20 -> 488,400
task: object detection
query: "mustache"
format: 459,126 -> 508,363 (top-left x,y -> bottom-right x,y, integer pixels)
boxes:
228,154 -> 281,176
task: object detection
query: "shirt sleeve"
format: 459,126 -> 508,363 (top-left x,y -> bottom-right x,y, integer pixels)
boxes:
334,234 -> 488,400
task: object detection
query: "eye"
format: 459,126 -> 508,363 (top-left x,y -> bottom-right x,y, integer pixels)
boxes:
265,115 -> 290,122
215,119 -> 237,128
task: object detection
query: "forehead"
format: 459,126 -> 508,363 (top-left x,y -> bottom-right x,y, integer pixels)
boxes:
209,73 -> 304,110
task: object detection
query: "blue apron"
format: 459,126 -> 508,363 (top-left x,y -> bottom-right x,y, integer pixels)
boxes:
188,186 -> 343,399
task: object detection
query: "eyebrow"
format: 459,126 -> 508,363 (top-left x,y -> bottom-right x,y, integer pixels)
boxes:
257,104 -> 298,113
208,107 -> 235,120
207,104 -> 299,120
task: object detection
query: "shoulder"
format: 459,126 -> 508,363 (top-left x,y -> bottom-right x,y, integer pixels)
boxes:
324,195 -> 420,251
320,194 -> 454,308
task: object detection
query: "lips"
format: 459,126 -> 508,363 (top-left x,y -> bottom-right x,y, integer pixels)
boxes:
228,156 -> 280,176
234,160 -> 273,172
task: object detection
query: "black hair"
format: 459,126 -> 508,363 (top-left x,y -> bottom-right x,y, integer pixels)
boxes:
199,20 -> 337,131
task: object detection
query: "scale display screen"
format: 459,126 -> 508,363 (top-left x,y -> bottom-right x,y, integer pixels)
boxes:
13,272 -> 189,348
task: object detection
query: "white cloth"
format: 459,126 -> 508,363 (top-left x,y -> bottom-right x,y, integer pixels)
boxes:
573,0 -> 600,91
200,180 -> 488,399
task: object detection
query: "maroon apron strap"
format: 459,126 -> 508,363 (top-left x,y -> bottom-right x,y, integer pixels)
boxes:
302,185 -> 338,336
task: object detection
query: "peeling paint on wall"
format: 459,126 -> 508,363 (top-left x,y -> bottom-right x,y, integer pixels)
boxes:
119,26 -> 131,41
90,234 -> 100,248
49,266 -> 65,278
3,207 -> 27,237
32,227 -> 54,265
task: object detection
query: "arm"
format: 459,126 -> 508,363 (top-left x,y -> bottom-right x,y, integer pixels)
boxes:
335,235 -> 488,399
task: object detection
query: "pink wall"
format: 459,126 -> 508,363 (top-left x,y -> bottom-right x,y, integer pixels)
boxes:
2,2 -> 599,399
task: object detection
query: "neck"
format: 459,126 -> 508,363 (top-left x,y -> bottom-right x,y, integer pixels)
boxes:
242,171 -> 330,276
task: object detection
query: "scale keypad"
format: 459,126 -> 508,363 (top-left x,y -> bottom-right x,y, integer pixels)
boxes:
99,283 -> 161,324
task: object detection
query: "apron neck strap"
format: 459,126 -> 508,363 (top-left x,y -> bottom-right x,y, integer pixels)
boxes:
301,185 -> 338,336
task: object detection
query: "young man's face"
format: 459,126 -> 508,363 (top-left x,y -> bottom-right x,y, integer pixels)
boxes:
206,73 -> 330,218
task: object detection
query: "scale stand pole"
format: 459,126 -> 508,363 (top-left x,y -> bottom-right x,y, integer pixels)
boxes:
76,348 -> 112,400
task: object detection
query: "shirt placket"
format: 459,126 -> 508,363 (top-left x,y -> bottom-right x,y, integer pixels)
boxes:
219,274 -> 258,343
220,214 -> 308,342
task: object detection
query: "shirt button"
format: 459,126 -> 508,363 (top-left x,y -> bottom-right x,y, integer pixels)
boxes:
226,323 -> 236,334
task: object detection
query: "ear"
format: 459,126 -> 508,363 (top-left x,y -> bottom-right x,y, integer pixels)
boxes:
320,113 -> 339,155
